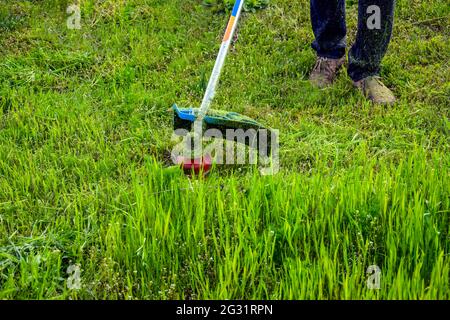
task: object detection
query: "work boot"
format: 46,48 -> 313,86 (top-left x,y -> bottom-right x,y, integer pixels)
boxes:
309,56 -> 346,88
353,76 -> 396,105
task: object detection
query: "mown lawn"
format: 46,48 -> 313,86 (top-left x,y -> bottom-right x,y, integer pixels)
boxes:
0,0 -> 449,299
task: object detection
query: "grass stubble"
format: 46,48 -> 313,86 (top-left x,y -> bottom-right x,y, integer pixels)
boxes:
0,0 -> 448,299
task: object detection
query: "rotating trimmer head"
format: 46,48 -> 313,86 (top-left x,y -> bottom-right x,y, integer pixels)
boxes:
173,104 -> 273,154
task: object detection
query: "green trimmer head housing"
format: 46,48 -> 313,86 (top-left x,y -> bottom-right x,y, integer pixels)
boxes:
173,104 -> 273,154
173,104 -> 266,132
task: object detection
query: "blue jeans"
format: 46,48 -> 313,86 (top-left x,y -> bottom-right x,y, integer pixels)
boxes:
310,0 -> 395,81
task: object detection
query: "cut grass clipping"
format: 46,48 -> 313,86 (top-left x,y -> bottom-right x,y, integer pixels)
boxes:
0,0 -> 449,299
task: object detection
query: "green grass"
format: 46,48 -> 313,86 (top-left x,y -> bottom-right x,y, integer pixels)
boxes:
0,0 -> 449,299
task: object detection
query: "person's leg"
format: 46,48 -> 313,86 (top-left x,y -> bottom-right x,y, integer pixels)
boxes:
348,0 -> 395,81
349,0 -> 396,104
309,0 -> 347,88
310,0 -> 347,59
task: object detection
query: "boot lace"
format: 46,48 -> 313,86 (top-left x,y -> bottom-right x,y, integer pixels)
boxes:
312,57 -> 333,78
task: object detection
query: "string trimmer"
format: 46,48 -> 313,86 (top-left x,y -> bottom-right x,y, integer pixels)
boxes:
172,0 -> 273,175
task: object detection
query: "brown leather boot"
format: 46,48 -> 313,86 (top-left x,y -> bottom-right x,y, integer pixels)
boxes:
309,56 -> 346,88
354,76 -> 396,105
